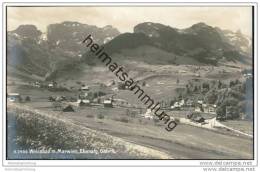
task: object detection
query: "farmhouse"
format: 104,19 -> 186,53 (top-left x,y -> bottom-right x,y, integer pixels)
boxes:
195,103 -> 217,114
112,87 -> 119,91
77,99 -> 91,106
79,92 -> 88,99
203,104 -> 217,114
243,73 -> 252,79
179,99 -> 185,106
194,106 -> 202,112
186,99 -> 194,107
48,83 -> 54,88
81,85 -> 89,91
142,109 -> 154,119
48,81 -> 57,89
7,93 -> 21,102
197,100 -> 203,104
103,99 -> 113,108
171,102 -> 182,110
33,81 -> 41,88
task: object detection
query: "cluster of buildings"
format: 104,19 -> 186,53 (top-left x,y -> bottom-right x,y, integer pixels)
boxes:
170,99 -> 185,110
194,101 -> 217,114
243,73 -> 252,79
170,99 -> 217,114
29,81 -> 58,89
76,85 -> 113,108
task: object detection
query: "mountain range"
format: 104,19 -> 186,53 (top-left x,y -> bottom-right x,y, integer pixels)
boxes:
7,21 -> 120,80
99,22 -> 251,65
7,21 -> 252,81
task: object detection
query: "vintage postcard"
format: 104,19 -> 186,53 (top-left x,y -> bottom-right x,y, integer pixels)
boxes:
1,1 -> 257,170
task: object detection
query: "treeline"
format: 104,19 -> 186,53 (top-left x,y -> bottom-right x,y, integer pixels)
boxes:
174,77 -> 253,120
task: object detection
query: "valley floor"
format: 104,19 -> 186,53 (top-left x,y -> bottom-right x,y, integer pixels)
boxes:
6,63 -> 253,159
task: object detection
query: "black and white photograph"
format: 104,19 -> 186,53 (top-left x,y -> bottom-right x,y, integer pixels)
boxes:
1,0 -> 258,171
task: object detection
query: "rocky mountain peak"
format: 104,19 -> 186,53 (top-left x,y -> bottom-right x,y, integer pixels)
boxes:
11,25 -> 42,40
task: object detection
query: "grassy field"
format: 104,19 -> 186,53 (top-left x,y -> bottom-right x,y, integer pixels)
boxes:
7,101 -> 253,159
7,104 -> 171,159
221,120 -> 253,136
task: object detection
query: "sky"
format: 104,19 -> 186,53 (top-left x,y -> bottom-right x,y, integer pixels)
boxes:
7,6 -> 253,36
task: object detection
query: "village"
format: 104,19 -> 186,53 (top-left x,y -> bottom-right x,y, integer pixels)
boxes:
7,71 -> 253,137
6,58 -> 254,159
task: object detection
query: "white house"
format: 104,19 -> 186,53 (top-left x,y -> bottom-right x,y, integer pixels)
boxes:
48,83 -> 54,88
179,99 -> 185,106
197,100 -> 203,104
81,86 -> 89,91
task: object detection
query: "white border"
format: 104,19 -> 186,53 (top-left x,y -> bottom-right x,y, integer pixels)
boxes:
1,0 -> 258,168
